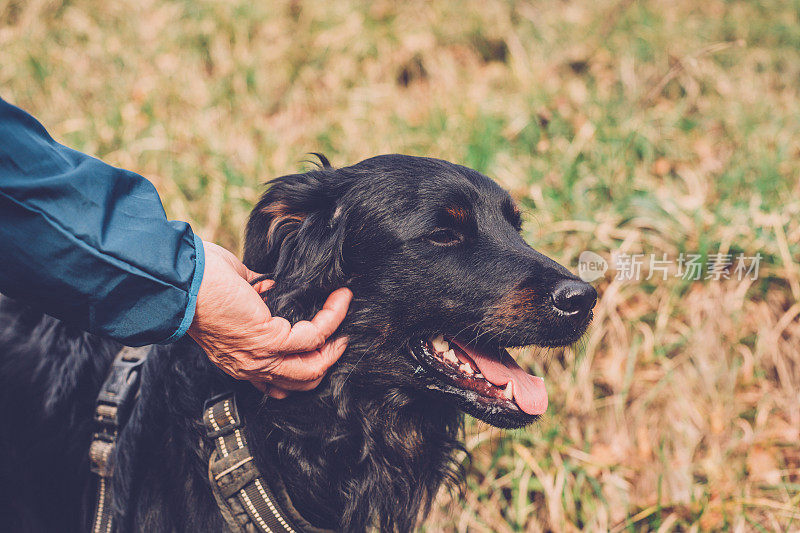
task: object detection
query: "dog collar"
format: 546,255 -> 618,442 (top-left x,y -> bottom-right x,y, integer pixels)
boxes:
203,393 -> 335,533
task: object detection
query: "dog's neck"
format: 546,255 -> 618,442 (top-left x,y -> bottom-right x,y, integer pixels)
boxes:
240,341 -> 464,532
225,283 -> 463,531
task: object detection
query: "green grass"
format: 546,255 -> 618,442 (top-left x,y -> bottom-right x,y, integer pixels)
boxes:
2,0 -> 799,530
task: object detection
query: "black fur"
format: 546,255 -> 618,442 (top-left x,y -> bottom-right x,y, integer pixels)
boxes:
0,154 -> 593,532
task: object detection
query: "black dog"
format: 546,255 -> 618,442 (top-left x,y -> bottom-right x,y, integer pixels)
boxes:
0,154 -> 596,532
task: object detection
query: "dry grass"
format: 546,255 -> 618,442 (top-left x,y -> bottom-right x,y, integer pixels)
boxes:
2,0 -> 799,530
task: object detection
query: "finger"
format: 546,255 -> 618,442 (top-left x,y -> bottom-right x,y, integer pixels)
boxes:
267,336 -> 349,386
251,278 -> 275,294
270,376 -> 324,393
277,288 -> 352,353
246,269 -> 274,287
250,380 -> 268,393
248,379 -> 289,399
310,287 -> 352,339
267,386 -> 290,399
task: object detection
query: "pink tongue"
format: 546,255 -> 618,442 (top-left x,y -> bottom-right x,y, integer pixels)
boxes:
452,340 -> 548,416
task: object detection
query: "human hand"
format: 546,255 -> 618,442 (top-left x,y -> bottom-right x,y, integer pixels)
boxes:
187,241 -> 352,398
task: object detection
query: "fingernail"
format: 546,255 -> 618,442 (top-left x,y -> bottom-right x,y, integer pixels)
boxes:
249,380 -> 268,393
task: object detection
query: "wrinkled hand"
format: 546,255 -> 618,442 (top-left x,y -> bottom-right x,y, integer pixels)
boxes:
187,241 -> 352,398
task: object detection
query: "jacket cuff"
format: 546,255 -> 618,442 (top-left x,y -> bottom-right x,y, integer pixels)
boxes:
159,233 -> 205,344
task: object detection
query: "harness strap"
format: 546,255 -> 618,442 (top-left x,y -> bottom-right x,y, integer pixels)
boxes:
204,393 -> 303,533
89,346 -> 149,533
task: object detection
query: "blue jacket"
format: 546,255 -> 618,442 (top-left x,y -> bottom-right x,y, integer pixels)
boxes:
0,98 -> 204,345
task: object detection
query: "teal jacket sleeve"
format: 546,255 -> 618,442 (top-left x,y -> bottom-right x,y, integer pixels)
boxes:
0,97 -> 204,346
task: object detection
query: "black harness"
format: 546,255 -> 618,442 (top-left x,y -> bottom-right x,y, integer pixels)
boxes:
89,346 -> 148,533
89,349 -> 333,533
203,393 -> 334,533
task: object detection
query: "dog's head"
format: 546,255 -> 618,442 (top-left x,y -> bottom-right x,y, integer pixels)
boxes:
244,154 -> 596,429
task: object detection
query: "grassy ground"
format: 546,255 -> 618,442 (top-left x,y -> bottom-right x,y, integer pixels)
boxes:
2,0 -> 799,530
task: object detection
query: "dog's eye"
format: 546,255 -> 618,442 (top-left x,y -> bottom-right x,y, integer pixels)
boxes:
426,228 -> 463,246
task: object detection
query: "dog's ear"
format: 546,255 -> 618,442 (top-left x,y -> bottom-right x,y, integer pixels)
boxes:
243,165 -> 348,293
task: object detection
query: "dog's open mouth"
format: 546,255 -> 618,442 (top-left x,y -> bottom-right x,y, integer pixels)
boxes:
410,335 -> 547,425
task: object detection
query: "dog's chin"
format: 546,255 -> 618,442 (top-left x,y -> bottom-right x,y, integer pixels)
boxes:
423,378 -> 539,429
409,336 -> 548,429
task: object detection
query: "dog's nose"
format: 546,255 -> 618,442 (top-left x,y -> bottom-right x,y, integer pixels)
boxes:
551,279 -> 597,316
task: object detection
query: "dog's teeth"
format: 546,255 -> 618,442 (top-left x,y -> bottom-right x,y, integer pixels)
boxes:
475,373 -> 484,379
459,362 -> 474,375
443,349 -> 458,364
503,382 -> 513,400
431,335 -> 449,353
